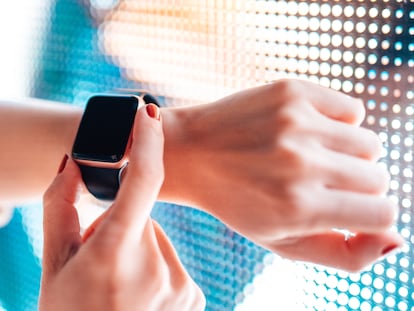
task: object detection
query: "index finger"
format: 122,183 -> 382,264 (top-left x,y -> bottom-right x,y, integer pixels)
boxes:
42,157 -> 83,277
280,80 -> 366,125
100,105 -> 164,238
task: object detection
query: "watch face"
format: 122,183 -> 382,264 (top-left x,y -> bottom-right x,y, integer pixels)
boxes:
72,95 -> 138,162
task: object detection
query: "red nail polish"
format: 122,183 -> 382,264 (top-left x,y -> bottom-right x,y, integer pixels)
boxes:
381,244 -> 399,256
82,227 -> 95,243
146,104 -> 160,120
57,154 -> 69,174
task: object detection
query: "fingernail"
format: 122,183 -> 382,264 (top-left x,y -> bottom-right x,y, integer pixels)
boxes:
57,154 -> 69,174
146,104 -> 161,121
381,244 -> 400,256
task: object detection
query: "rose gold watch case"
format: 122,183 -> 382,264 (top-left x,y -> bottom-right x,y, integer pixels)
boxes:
72,94 -> 145,170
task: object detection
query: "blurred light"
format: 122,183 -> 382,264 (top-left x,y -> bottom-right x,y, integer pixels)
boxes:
90,0 -> 118,10
0,1 -> 52,97
3,1 -> 414,310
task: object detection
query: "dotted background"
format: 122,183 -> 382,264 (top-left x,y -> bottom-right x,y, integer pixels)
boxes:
1,1 -> 414,310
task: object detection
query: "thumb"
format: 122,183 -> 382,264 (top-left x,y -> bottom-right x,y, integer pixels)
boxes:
42,155 -> 82,277
104,104 -> 164,236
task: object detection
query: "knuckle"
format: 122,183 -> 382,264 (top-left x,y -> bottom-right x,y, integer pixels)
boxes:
271,79 -> 302,100
290,189 -> 316,222
366,128 -> 382,145
284,187 -> 306,212
374,165 -> 391,194
276,183 -> 313,227
376,198 -> 397,229
276,139 -> 313,176
365,129 -> 383,158
355,98 -> 366,122
286,185 -> 326,231
270,104 -> 313,145
274,105 -> 302,129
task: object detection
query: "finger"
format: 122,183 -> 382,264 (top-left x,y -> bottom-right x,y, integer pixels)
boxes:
101,104 -> 164,238
317,117 -> 383,160
272,231 -> 404,273
323,151 -> 390,195
42,156 -> 83,276
311,189 -> 397,233
152,220 -> 205,308
296,80 -> 366,125
152,220 -> 190,282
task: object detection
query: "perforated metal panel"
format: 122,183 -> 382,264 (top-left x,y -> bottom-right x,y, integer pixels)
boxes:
1,1 -> 414,310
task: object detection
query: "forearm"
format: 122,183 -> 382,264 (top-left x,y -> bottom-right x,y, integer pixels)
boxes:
0,98 -> 82,204
159,104 -> 204,207
0,97 -> 198,206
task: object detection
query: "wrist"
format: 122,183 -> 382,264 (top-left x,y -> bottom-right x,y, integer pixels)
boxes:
158,105 -> 205,207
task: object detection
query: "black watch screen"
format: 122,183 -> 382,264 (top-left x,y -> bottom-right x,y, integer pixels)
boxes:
72,95 -> 138,162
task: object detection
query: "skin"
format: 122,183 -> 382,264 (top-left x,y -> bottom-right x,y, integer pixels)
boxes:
0,79 -> 404,272
39,106 -> 205,311
161,80 -> 404,272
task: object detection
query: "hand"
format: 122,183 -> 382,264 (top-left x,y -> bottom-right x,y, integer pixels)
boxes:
39,106 -> 205,311
160,79 -> 404,272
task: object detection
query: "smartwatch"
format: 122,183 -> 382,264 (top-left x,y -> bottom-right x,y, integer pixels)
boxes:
72,94 -> 151,200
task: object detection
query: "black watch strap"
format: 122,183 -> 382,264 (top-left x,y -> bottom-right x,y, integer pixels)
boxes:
78,164 -> 124,201
76,92 -> 158,201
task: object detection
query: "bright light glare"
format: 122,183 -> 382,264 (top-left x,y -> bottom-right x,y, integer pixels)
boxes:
0,2 -> 51,98
235,254 -> 306,311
